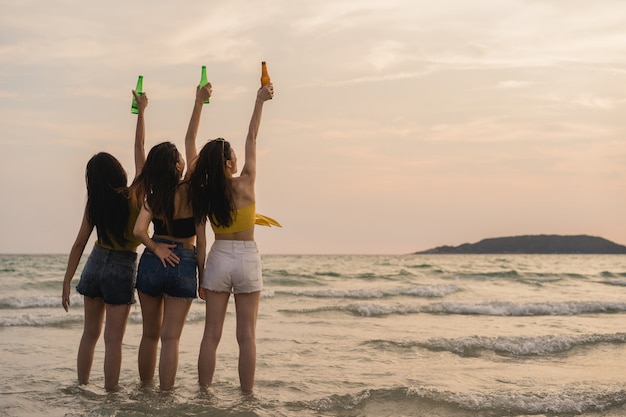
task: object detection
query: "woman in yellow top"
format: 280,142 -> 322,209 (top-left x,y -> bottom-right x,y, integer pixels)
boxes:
61,90 -> 147,391
189,82 -> 274,392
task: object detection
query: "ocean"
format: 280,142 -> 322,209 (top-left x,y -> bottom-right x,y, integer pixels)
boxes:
2,253 -> 626,417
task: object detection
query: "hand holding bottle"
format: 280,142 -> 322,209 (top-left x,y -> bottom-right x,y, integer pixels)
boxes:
196,82 -> 212,104
257,83 -> 274,102
132,90 -> 148,113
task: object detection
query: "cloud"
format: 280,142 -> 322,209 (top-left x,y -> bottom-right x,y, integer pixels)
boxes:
0,89 -> 17,98
366,41 -> 411,71
534,92 -> 626,111
291,1 -> 390,34
326,70 -> 431,87
166,5 -> 275,64
496,80 -> 532,89
573,96 -> 621,110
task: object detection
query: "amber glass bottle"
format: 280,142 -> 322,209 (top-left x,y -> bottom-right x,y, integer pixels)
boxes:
261,61 -> 270,87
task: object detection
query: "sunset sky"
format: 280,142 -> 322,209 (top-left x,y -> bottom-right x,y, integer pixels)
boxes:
1,0 -> 625,254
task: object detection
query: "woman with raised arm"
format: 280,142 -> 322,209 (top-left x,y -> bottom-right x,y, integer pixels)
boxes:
190,82 -> 274,392
60,90 -> 148,391
131,84 -> 211,391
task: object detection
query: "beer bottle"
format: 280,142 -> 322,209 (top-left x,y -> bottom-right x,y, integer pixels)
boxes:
131,75 -> 143,114
200,66 -> 210,104
261,61 -> 271,87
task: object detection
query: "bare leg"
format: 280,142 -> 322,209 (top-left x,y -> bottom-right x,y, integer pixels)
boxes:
103,303 -> 131,391
137,291 -> 163,383
77,296 -> 105,385
158,296 -> 192,391
234,291 -> 260,392
198,291 -> 230,387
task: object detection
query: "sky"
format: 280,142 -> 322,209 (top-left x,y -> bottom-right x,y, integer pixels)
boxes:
1,0 -> 626,254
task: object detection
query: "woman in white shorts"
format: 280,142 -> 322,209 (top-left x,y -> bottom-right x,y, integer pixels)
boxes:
189,82 -> 274,392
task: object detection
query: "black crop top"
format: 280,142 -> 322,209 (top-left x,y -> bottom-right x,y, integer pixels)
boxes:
152,217 -> 196,238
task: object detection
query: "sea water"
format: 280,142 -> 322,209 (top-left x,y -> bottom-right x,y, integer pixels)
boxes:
1,253 -> 626,416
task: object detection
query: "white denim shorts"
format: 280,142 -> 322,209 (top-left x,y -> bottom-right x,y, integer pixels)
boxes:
202,240 -> 262,294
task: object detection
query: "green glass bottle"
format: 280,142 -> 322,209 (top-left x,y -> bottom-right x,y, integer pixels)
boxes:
131,75 -> 144,114
199,66 -> 210,104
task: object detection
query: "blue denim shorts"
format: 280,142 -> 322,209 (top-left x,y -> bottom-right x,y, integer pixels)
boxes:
77,244 -> 138,305
136,238 -> 198,299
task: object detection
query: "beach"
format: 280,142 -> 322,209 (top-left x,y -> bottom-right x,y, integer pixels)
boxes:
2,253 -> 626,416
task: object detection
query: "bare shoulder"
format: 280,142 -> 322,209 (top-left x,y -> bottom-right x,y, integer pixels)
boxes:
231,176 -> 255,205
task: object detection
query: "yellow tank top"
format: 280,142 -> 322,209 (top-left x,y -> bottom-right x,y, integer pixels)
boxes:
211,203 -> 256,234
96,204 -> 142,252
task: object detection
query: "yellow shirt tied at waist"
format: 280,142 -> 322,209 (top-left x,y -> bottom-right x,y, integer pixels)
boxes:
210,203 -> 281,234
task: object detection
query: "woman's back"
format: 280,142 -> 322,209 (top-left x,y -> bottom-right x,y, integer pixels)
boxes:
152,182 -> 196,247
96,201 -> 142,252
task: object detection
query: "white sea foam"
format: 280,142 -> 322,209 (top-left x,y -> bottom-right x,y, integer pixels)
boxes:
0,313 -> 82,327
425,301 -> 626,316
285,284 -> 459,299
407,386 -> 626,415
603,280 -> 626,287
394,285 -> 459,297
346,303 -> 422,317
306,386 -> 626,415
420,333 -> 626,356
0,294 -> 84,309
284,299 -> 626,318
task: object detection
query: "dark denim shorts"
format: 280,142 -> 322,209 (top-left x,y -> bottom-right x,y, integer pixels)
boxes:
136,238 -> 198,299
77,244 -> 138,305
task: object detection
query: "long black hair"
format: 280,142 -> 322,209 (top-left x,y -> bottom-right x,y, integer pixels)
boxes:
85,152 -> 130,248
132,142 -> 180,234
188,138 -> 235,227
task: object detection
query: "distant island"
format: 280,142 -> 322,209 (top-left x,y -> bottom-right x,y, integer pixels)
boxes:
415,235 -> 626,254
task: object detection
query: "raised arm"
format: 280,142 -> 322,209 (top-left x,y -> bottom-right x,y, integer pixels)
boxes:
240,83 -> 274,182
184,84 -> 212,179
61,207 -> 94,311
133,90 -> 148,179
